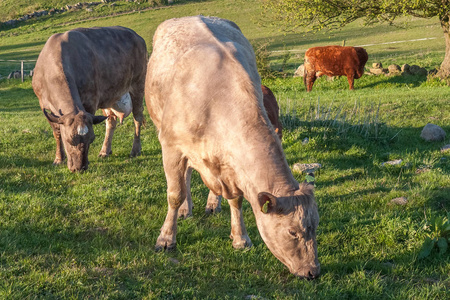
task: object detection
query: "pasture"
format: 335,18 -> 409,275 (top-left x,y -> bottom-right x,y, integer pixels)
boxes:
0,0 -> 449,298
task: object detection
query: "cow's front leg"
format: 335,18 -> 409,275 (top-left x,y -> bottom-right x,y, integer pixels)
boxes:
205,191 -> 222,215
228,196 -> 252,249
99,112 -> 117,157
305,71 -> 317,92
155,149 -> 187,251
178,167 -> 194,219
49,122 -> 65,165
347,73 -> 355,90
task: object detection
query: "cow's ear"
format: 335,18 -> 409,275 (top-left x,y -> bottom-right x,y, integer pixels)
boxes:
43,109 -> 63,124
257,192 -> 278,214
92,115 -> 108,125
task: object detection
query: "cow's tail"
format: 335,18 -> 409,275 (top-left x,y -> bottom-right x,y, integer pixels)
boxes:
303,57 -> 309,88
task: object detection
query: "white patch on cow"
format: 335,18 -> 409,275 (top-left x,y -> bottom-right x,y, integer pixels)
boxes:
111,93 -> 132,124
77,125 -> 89,136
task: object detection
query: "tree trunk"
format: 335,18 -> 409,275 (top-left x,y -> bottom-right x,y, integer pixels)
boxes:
438,16 -> 450,78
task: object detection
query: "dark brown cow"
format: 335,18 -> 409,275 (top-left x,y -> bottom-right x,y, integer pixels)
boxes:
32,26 -> 147,172
262,84 -> 282,140
304,46 -> 368,91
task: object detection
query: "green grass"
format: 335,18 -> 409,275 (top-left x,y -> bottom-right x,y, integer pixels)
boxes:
0,0 -> 449,298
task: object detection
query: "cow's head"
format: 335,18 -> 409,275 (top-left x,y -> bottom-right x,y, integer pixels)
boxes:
44,110 -> 107,172
255,183 -> 320,279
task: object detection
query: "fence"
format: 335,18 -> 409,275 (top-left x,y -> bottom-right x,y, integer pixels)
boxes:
0,59 -> 37,82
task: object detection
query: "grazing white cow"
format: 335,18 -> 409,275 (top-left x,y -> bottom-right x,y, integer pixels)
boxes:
32,26 -> 147,172
145,16 -> 320,279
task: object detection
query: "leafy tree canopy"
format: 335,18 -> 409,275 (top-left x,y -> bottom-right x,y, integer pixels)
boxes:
261,0 -> 450,31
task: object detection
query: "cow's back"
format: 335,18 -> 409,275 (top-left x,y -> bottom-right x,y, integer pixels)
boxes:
145,16 -> 262,130
33,26 -> 147,114
305,46 -> 361,77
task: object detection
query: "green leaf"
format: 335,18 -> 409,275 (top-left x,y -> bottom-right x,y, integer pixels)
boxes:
261,200 -> 270,214
418,237 -> 435,259
305,174 -> 315,183
437,237 -> 448,255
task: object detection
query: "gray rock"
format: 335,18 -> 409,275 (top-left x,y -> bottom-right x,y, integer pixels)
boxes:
390,197 -> 408,205
370,68 -> 388,75
293,64 -> 304,77
388,64 -> 401,74
381,159 -> 402,166
409,65 -> 424,75
292,163 -> 322,173
416,67 -> 428,76
420,123 -> 446,142
372,62 -> 382,68
441,144 -> 450,153
401,64 -> 410,73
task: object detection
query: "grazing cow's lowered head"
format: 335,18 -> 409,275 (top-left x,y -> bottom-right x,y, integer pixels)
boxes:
255,184 -> 319,278
44,110 -> 107,172
145,15 -> 320,279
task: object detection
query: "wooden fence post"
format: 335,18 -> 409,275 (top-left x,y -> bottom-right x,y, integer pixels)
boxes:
21,60 -> 24,82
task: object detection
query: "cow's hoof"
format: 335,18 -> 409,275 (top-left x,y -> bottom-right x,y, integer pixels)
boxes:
178,208 -> 192,219
130,146 -> 141,157
155,242 -> 176,252
98,150 -> 112,158
52,159 -> 64,165
205,204 -> 221,215
230,234 -> 252,249
155,235 -> 176,252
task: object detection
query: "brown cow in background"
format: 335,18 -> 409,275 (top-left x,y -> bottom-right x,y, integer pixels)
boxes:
304,46 -> 368,91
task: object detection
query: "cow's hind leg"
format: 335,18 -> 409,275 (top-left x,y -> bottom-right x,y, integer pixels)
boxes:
99,112 -> 117,157
205,191 -> 222,215
49,122 -> 65,165
228,196 -> 252,249
129,88 -> 144,157
155,148 -> 187,252
178,167 -> 194,219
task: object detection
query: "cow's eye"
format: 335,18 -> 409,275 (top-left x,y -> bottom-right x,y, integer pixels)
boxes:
288,229 -> 298,239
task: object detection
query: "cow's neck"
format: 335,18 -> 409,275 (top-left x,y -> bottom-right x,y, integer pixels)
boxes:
227,125 -> 299,203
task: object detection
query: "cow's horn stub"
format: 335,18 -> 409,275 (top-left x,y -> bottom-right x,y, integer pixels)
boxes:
77,125 -> 89,136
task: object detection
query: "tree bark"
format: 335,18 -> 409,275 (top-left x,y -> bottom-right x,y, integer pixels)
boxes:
438,15 -> 450,78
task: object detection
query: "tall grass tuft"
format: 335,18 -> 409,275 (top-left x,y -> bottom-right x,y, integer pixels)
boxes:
279,97 -> 391,141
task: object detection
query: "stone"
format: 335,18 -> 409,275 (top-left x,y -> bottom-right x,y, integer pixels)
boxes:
381,159 -> 402,166
390,197 -> 408,205
416,67 -> 428,76
441,144 -> 450,152
428,68 -> 438,76
420,123 -> 446,142
372,62 -> 382,68
293,64 -> 304,77
409,65 -> 421,75
370,68 -> 388,75
292,163 -> 322,173
401,64 -> 410,73
388,64 -> 401,74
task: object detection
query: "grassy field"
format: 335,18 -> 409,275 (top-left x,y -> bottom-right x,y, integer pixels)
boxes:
0,0 -> 449,299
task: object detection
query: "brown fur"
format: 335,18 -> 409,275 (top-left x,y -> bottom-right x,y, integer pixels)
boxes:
262,85 -> 282,140
304,46 -> 368,91
32,26 -> 147,172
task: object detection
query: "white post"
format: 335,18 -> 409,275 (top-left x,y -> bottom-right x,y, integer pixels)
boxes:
21,60 -> 24,82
